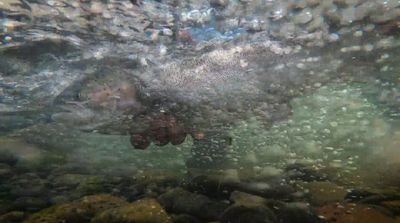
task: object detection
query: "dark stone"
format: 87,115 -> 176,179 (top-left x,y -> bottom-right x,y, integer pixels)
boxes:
0,164 -> 13,181
0,199 -> 13,215
209,0 -> 229,8
158,187 -> 228,221
12,197 -> 49,212
284,164 -> 328,182
274,202 -> 322,223
184,175 -> 236,199
344,189 -> 379,202
0,152 -> 18,166
0,211 -> 25,223
0,184 -> 12,200
230,191 -> 268,207
172,214 -> 202,223
117,185 -> 142,202
10,184 -> 46,197
237,182 -> 295,200
220,205 -> 277,223
9,174 -> 46,197
49,195 -> 70,205
129,0 -> 142,7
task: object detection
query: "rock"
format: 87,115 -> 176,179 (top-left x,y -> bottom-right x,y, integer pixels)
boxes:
296,181 -> 347,205
92,198 -> 172,223
221,190 -> 277,223
76,176 -> 107,195
344,191 -> 400,205
23,194 -> 127,223
258,166 -> 284,178
0,139 -> 43,168
49,195 -> 70,205
284,164 -> 328,181
0,199 -> 12,214
51,174 -> 92,188
317,203 -> 400,223
344,189 -> 378,202
185,174 -> 236,199
294,9 -> 313,24
114,183 -> 142,202
50,174 -> 107,196
240,17 -> 265,32
134,169 -> 180,188
382,200 -> 400,215
0,211 -> 25,223
172,214 -> 202,223
9,173 -> 46,197
230,191 -> 268,207
228,191 -> 318,223
209,0 -> 229,7
0,164 -> 13,180
220,204 -> 277,223
0,151 -> 18,166
142,182 -> 162,198
237,181 -> 295,199
275,202 -> 322,223
130,169 -> 181,199
158,187 -> 228,221
12,197 -> 48,212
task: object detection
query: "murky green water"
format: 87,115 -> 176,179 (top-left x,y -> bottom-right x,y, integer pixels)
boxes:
1,0 -> 400,223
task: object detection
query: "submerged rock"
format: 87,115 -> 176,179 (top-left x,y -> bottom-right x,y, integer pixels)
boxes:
344,189 -> 378,202
0,211 -> 25,223
0,138 -> 43,167
237,181 -> 295,200
0,151 -> 18,166
172,214 -> 202,223
158,187 -> 228,221
229,191 -> 268,207
48,173 -> 108,197
92,198 -> 172,223
209,0 -> 230,8
23,194 -> 126,223
220,204 -> 277,223
9,173 -> 47,198
12,197 -> 48,212
184,173 -> 238,199
274,202 -> 322,223
0,164 -> 13,180
225,191 -> 320,223
221,190 -> 277,223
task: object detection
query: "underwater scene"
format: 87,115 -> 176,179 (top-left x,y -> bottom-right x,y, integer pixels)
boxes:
1,0 -> 400,222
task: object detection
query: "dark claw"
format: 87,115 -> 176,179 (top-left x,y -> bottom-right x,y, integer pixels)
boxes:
191,131 -> 205,140
170,132 -> 187,145
148,116 -> 170,146
130,133 -> 150,149
130,114 -> 189,149
151,126 -> 170,146
166,116 -> 187,145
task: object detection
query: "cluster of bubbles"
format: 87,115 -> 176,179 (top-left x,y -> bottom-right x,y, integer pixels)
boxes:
228,83 -> 391,174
